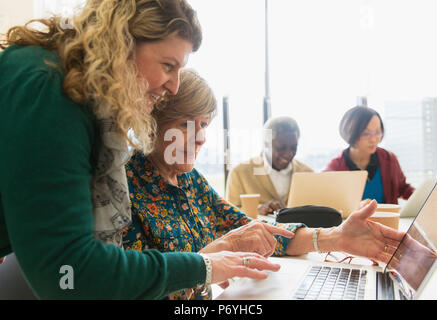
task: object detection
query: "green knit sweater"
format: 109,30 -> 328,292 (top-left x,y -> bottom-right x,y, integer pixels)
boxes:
0,45 -> 205,299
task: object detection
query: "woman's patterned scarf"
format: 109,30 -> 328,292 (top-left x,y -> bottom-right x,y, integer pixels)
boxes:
90,118 -> 132,247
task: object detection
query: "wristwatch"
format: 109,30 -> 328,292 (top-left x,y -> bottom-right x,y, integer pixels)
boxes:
199,253 -> 212,296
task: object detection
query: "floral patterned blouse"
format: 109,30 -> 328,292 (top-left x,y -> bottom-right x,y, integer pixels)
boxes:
123,150 -> 304,300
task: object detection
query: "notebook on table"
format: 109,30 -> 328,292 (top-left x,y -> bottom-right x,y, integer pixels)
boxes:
286,171 -> 368,218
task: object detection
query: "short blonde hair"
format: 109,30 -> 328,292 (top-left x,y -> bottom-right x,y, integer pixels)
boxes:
152,68 -> 217,127
1,0 -> 202,153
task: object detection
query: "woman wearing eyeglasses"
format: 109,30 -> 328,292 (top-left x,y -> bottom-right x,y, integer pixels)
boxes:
325,106 -> 414,204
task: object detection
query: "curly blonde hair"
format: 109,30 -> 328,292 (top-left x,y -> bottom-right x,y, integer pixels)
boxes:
0,0 -> 202,153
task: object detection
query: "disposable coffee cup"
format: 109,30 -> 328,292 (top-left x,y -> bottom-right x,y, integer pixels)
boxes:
369,211 -> 400,230
376,203 -> 400,213
240,194 -> 261,219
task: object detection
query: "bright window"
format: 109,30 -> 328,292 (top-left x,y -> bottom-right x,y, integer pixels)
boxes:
31,0 -> 437,197
188,0 -> 437,196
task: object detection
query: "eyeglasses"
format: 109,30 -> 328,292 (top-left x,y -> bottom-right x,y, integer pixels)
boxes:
360,130 -> 383,139
324,252 -> 378,266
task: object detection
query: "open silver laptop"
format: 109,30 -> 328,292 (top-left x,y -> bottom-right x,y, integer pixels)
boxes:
291,181 -> 437,300
286,171 -> 368,218
399,177 -> 437,217
217,182 -> 437,300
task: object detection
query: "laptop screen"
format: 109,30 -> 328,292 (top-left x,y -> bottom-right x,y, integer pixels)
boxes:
386,182 -> 437,299
287,171 -> 367,218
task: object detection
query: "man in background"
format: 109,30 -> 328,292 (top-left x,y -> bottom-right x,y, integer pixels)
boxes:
226,116 -> 313,215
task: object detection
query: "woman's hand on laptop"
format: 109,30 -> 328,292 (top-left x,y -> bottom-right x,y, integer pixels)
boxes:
284,201 -> 402,259
203,251 -> 282,285
335,199 -> 405,264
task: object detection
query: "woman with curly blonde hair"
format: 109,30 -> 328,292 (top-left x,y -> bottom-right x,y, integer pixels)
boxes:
0,0 -> 281,300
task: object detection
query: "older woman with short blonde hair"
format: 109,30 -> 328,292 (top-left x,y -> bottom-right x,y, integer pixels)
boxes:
124,69 -> 409,300
125,69 -> 299,299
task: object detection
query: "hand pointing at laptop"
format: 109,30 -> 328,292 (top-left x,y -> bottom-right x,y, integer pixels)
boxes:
200,199 -> 406,267
283,199 -> 405,263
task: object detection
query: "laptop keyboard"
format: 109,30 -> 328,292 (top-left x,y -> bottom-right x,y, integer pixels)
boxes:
293,266 -> 367,300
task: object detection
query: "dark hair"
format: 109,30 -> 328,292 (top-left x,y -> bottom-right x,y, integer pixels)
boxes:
339,106 -> 384,146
